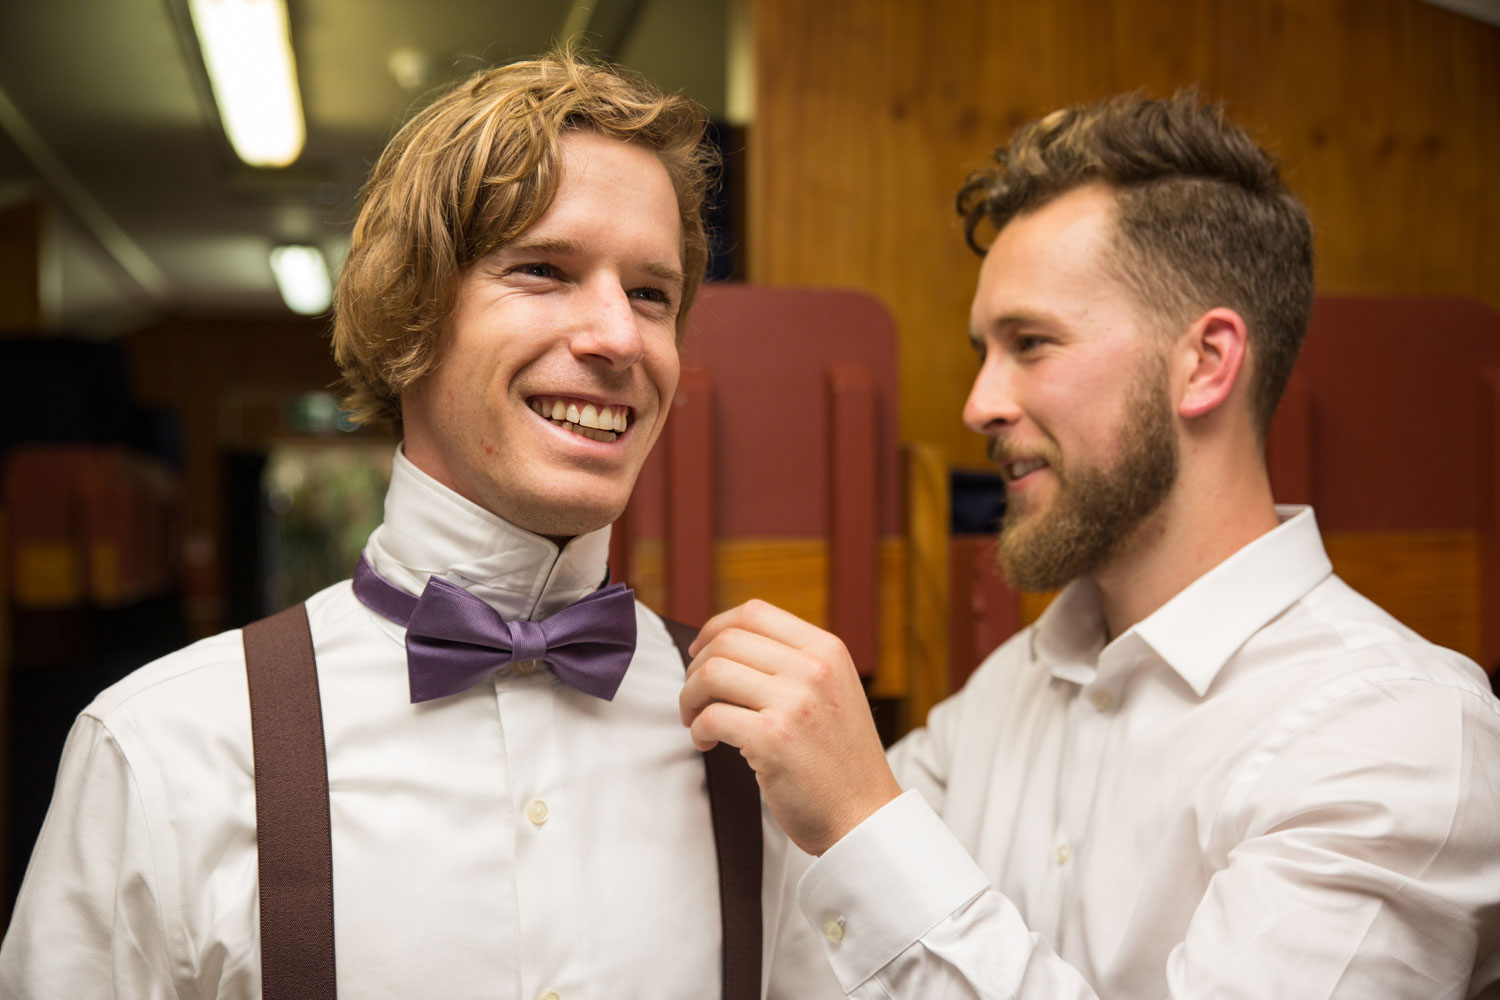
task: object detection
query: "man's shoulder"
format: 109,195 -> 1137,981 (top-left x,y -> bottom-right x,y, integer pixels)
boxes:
1290,573 -> 1491,696
85,628 -> 248,725
969,624 -> 1041,680
85,578 -> 362,728
925,623 -> 1044,725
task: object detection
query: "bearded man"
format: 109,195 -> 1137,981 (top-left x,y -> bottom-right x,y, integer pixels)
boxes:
680,94 -> 1500,998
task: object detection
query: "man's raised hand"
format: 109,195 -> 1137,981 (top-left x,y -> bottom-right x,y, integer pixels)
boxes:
678,600 -> 902,857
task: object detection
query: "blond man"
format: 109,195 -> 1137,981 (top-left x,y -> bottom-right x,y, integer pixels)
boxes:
0,53 -> 840,1000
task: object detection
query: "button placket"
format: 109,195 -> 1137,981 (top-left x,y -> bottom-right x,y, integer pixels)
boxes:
502,686 -> 575,999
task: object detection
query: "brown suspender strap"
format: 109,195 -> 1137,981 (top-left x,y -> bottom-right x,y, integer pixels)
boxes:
663,617 -> 765,1000
242,605 -> 761,1000
243,603 -> 338,1000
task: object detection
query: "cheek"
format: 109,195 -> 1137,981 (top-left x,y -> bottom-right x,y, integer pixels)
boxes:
647,332 -> 682,403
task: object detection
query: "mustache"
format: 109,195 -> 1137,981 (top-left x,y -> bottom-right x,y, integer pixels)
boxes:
988,437 -> 1062,469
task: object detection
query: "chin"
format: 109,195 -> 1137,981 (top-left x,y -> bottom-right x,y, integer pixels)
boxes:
506,496 -> 626,540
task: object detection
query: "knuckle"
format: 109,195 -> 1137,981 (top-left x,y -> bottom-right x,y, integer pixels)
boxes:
813,635 -> 847,665
805,656 -> 834,687
701,656 -> 728,686
792,689 -> 820,721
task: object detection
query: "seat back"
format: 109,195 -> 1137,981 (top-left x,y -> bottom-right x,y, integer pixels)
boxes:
610,283 -> 906,686
1266,296 -> 1500,671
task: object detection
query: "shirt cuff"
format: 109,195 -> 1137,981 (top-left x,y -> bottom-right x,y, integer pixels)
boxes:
796,788 -> 990,992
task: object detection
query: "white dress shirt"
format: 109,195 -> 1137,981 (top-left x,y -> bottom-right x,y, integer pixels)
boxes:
799,506 -> 1500,999
0,449 -> 842,1000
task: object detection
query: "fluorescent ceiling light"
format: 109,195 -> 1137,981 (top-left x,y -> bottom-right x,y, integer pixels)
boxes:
269,244 -> 331,315
189,0 -> 306,167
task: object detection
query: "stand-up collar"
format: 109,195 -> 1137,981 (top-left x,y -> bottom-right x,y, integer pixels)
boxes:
1031,506 -> 1334,696
363,447 -> 612,623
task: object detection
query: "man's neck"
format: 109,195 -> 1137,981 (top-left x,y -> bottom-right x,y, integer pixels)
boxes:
1091,456 -> 1281,640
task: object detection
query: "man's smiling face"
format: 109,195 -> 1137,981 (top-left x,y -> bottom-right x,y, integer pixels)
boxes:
963,184 -> 1181,590
400,130 -> 684,539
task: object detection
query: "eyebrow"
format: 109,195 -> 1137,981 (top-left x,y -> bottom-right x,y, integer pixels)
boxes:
969,307 -> 1063,349
503,236 -> 686,291
979,308 -> 1060,336
989,308 -> 1059,332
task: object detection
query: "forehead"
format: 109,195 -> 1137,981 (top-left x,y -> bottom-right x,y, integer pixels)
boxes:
972,186 -> 1125,318
543,130 -> 678,226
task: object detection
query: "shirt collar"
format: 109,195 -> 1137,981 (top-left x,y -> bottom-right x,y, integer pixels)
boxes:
1031,506 -> 1333,696
362,447 -> 612,623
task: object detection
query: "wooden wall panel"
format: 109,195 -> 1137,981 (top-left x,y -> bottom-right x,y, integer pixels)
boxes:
1323,530 -> 1482,661
749,0 -> 1500,469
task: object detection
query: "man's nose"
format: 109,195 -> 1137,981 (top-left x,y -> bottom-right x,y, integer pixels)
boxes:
572,280 -> 645,369
962,355 -> 1021,434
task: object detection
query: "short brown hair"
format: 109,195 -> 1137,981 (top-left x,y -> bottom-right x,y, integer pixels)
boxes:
957,93 -> 1313,438
333,50 -> 718,429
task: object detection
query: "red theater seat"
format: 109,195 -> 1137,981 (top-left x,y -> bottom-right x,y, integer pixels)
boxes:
609,282 -> 908,690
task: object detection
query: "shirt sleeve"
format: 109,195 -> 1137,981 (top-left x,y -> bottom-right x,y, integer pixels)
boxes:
797,790 -> 1098,999
796,669 -> 1500,998
0,714 -> 177,1000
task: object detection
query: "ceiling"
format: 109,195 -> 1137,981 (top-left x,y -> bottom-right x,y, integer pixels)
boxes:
0,0 -> 731,333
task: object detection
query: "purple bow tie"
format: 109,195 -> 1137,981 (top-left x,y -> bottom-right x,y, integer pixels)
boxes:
352,556 -> 637,703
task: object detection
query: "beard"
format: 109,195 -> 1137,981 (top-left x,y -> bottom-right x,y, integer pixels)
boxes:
993,355 -> 1180,592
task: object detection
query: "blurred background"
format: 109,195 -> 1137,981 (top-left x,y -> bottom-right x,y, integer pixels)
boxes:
0,0 -> 1497,928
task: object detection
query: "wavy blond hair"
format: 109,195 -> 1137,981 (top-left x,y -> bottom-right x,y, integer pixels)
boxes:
332,49 -> 718,429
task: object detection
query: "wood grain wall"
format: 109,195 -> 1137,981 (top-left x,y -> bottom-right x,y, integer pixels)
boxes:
748,0 -> 1500,468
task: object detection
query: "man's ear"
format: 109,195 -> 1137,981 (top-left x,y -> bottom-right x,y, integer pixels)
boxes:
1177,308 -> 1249,420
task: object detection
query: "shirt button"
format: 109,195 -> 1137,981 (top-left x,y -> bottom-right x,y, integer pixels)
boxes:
537,991 -> 561,1000
822,917 -> 844,942
1055,843 -> 1071,866
1089,689 -> 1113,712
514,659 -> 537,676
526,799 -> 549,826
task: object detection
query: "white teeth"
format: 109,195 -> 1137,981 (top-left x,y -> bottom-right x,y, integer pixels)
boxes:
1007,459 -> 1046,481
529,397 -> 629,438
